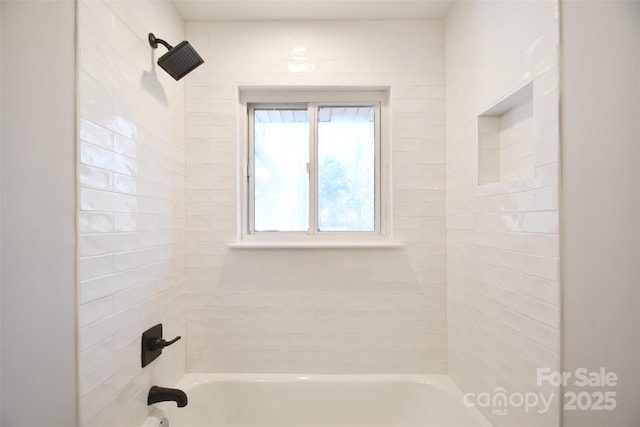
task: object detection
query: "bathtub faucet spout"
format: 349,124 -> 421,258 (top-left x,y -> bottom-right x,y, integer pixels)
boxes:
148,385 -> 188,407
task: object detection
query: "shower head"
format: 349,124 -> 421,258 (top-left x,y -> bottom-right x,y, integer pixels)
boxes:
148,33 -> 204,81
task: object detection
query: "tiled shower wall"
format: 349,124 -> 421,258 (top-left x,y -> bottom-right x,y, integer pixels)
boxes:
184,21 -> 447,373
446,1 -> 560,426
77,1 -> 186,426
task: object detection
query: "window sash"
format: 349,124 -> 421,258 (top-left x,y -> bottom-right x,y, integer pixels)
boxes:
247,101 -> 382,238
315,105 -> 378,232
249,104 -> 309,233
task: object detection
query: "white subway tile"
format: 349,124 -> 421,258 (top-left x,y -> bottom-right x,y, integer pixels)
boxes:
79,355 -> 117,397
113,174 -> 137,195
80,72 -> 114,112
79,296 -> 115,329
80,141 -> 113,170
113,134 -> 137,158
446,2 -> 559,425
523,211 -> 558,233
113,248 -> 157,271
81,99 -> 138,140
80,306 -> 139,351
80,376 -> 115,423
177,19 -> 450,375
79,212 -> 114,234
78,1 -> 186,426
476,213 -> 523,232
79,254 -> 115,281
80,119 -> 114,150
113,213 -> 138,232
79,336 -> 114,376
80,269 -> 139,304
79,164 -> 114,191
80,188 -> 138,213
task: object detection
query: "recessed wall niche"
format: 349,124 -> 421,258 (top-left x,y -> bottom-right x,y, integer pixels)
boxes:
478,82 -> 534,185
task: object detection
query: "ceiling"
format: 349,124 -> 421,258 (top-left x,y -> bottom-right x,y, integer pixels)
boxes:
172,0 -> 456,21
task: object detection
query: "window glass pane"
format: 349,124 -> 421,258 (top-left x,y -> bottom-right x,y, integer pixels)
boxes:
253,109 -> 309,232
317,106 -> 375,231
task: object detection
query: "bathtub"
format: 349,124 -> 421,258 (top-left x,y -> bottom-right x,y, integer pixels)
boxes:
143,374 -> 491,427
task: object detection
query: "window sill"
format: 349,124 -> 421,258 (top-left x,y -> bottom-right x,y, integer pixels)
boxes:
227,241 -> 404,249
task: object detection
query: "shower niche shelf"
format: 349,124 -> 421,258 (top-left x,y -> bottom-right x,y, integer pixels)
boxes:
478,83 -> 534,185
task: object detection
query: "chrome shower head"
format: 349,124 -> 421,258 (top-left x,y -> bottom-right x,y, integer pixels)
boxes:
148,33 -> 204,81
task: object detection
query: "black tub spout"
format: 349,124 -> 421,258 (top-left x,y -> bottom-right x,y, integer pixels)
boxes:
148,385 -> 188,407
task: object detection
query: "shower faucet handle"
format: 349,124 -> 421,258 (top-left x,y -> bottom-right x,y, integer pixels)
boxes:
149,335 -> 181,351
141,323 -> 182,368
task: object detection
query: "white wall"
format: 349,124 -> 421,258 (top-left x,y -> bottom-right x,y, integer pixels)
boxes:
560,1 -> 640,425
0,1 -> 77,426
0,2 -> 3,420
77,1 -> 186,426
184,20 -> 447,373
445,1 -> 561,425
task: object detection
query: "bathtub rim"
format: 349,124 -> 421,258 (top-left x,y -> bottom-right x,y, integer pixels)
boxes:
142,373 -> 492,427
175,373 -> 470,395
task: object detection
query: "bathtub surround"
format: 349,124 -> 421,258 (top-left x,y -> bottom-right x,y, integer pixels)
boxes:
445,1 -> 560,425
77,1 -> 186,426
184,20 -> 447,374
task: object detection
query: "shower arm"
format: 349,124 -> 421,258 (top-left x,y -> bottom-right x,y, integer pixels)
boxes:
148,33 -> 173,51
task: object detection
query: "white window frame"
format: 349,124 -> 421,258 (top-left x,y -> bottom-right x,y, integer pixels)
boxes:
237,87 -> 392,245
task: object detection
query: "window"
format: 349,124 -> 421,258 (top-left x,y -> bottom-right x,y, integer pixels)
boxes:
241,90 -> 389,243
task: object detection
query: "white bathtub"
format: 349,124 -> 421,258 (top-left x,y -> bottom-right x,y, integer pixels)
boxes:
143,374 -> 491,427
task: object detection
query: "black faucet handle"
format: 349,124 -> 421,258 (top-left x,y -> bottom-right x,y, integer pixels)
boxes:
142,324 -> 183,368
149,335 -> 181,351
